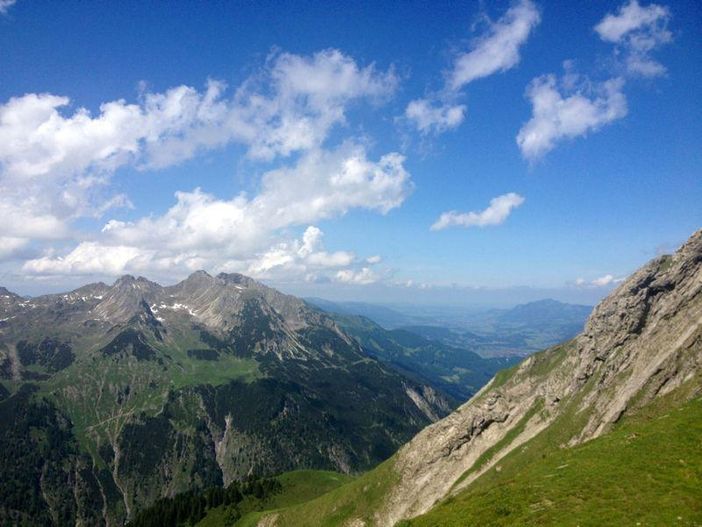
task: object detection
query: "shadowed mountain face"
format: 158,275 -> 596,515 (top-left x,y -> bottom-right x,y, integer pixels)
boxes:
321,312 -> 518,401
254,229 -> 702,527
0,272 -> 450,525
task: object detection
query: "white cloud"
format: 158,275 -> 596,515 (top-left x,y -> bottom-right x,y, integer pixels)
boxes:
366,255 -> 382,264
404,99 -> 466,135
0,49 -> 397,247
516,72 -> 627,161
335,267 -> 378,285
404,0 -> 539,135
595,0 -> 669,42
0,50 -> 395,179
431,192 -> 524,231
0,0 -> 15,15
221,49 -> 398,161
573,274 -> 626,287
514,2 -> 671,161
450,0 -> 541,90
595,0 -> 672,77
592,274 -> 616,286
23,143 -> 410,282
23,242 -> 144,276
0,237 -> 27,260
246,226 -> 354,278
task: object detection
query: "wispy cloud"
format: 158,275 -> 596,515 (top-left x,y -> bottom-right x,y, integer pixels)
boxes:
404,99 -> 466,135
595,0 -> 671,77
335,267 -> 378,285
516,0 -> 671,161
449,0 -> 541,90
405,0 -> 540,135
575,274 -> 626,287
431,192 -> 524,231
0,0 -> 16,15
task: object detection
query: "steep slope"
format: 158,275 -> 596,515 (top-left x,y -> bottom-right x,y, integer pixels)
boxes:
326,312 -> 517,401
258,228 -> 702,526
0,272 -> 450,525
403,385 -> 702,526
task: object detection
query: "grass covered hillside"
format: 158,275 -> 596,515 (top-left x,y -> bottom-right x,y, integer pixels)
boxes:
403,380 -> 702,526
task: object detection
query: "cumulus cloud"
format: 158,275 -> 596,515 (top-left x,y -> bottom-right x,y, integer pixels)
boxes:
23,143 -> 410,281
450,0 -> 541,90
405,0 -> 539,135
595,0 -> 671,77
246,226 -> 354,277
431,192 -> 524,231
23,243 -> 146,276
516,71 -> 627,161
0,49 -> 397,249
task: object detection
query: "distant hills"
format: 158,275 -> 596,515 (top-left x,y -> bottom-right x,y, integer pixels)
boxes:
308,298 -> 593,357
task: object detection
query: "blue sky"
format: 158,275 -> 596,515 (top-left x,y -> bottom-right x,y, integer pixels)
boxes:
0,0 -> 700,305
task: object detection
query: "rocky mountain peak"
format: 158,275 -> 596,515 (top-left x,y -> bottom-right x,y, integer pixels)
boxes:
93,275 -> 163,323
0,286 -> 19,299
216,272 -> 256,288
581,228 -> 701,354
113,274 -> 160,291
187,269 -> 213,281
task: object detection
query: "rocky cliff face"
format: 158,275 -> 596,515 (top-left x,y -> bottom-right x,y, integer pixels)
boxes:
0,272 -> 450,526
372,229 -> 702,526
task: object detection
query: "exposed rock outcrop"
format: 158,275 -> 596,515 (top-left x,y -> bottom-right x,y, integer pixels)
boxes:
375,229 -> 702,526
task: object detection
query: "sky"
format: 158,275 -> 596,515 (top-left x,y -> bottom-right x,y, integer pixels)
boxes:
0,0 -> 700,306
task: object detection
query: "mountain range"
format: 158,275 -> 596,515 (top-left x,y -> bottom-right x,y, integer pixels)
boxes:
1,272 -> 455,525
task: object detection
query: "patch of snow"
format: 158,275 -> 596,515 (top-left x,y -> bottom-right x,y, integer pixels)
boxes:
164,303 -> 197,317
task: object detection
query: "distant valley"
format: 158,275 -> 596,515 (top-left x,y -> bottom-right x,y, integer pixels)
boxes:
308,297 -> 592,358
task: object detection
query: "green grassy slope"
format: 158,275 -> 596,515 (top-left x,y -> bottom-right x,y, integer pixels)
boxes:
254,377 -> 702,527
404,382 -> 702,527
197,470 -> 354,527
241,457 -> 399,527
